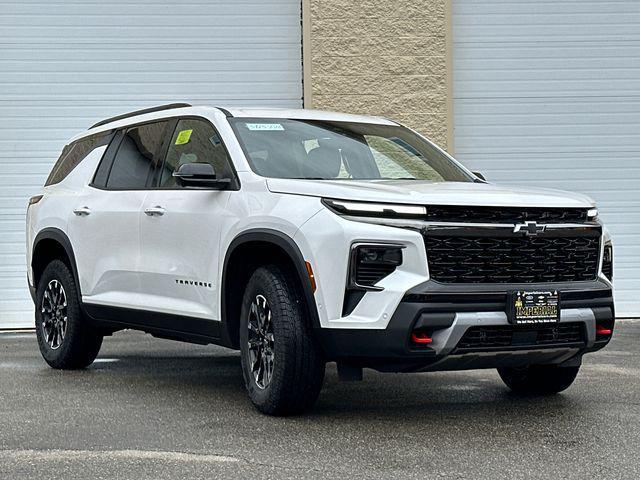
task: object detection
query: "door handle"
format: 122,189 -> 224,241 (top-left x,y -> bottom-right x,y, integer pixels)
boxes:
144,206 -> 166,217
73,206 -> 91,216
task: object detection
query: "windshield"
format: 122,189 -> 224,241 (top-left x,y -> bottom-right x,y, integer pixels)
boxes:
229,118 -> 474,182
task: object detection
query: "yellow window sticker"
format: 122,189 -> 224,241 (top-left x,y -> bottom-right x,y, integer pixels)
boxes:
175,129 -> 193,145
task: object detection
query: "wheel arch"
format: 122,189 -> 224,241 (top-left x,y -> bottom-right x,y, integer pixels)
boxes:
31,228 -> 82,300
220,229 -> 320,349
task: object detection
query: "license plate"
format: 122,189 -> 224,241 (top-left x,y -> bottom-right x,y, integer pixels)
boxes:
509,290 -> 560,324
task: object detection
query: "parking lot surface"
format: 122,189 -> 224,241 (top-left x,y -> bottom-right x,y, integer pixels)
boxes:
0,321 -> 638,479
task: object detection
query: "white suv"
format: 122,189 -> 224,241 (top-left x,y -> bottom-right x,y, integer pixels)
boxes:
27,103 -> 615,415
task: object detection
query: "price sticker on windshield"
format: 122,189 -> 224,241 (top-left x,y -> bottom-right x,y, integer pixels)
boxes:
246,123 -> 284,131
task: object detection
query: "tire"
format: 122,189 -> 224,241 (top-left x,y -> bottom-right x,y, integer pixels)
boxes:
35,259 -> 103,369
239,265 -> 325,415
498,364 -> 580,395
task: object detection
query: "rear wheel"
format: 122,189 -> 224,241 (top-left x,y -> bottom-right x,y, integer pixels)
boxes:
35,260 -> 103,369
498,364 -> 580,394
240,265 -> 325,415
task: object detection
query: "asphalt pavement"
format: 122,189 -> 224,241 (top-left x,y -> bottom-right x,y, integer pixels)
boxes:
0,320 -> 638,479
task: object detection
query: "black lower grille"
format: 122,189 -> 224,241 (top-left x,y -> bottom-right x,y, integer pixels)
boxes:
454,323 -> 585,353
425,235 -> 600,283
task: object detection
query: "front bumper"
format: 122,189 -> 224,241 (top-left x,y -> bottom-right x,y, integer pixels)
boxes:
317,279 -> 614,372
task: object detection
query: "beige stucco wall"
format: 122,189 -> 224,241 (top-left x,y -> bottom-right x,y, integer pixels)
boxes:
304,0 -> 451,149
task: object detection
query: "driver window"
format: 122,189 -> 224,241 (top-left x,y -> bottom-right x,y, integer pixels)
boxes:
159,118 -> 233,188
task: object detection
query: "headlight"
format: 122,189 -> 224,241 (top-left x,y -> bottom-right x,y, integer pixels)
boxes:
587,208 -> 598,220
322,198 -> 426,218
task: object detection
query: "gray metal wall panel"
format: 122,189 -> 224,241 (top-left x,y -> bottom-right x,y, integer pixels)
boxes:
0,0 -> 302,328
453,0 -> 640,316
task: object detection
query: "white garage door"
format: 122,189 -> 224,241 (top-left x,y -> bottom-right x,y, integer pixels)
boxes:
0,0 -> 303,328
453,1 -> 640,317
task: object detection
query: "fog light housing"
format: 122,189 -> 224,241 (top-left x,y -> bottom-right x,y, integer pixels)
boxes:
348,244 -> 403,290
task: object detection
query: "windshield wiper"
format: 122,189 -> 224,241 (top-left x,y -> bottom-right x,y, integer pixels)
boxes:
289,177 -> 328,180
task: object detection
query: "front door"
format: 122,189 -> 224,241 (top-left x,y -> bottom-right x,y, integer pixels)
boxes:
139,117 -> 237,329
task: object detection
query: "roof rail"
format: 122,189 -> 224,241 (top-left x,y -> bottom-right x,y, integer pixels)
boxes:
89,103 -> 192,129
215,106 -> 234,117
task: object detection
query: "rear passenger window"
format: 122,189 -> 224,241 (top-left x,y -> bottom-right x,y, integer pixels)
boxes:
106,121 -> 169,190
45,131 -> 113,186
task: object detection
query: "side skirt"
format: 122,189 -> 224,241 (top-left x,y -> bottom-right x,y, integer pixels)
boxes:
82,303 -> 230,347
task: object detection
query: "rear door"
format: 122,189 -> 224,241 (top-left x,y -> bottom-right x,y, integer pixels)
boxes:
138,117 -> 237,328
69,120 -> 172,310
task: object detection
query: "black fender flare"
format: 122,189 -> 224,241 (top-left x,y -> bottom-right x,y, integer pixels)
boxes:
32,227 -> 82,299
220,228 -> 321,347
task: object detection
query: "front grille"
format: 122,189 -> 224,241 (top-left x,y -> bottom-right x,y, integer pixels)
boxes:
425,235 -> 600,283
453,322 -> 585,353
425,206 -> 588,224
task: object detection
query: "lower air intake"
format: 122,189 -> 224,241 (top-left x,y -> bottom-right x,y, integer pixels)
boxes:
453,323 -> 586,353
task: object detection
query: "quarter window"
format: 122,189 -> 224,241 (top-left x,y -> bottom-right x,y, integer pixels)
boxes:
106,121 -> 169,189
159,118 -> 233,188
45,131 -> 113,186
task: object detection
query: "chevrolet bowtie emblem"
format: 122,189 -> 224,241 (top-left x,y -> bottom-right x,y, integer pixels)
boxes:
513,221 -> 546,236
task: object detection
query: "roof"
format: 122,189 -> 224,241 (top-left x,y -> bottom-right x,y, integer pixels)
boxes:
223,107 -> 397,125
70,105 -> 397,144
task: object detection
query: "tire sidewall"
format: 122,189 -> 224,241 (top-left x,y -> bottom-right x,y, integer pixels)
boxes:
35,260 -> 84,366
239,269 -> 285,406
239,265 -> 325,415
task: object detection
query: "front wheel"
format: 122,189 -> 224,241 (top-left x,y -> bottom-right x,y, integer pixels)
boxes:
498,364 -> 580,395
35,259 -> 103,369
240,265 -> 325,415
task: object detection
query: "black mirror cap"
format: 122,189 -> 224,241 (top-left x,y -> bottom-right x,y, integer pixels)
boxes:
174,162 -> 216,178
173,162 -> 231,189
472,171 -> 486,182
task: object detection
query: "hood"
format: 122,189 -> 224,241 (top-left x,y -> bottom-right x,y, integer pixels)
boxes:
266,179 -> 595,208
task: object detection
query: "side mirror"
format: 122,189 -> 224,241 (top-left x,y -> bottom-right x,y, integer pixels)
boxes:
172,162 -> 231,189
472,171 -> 486,182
